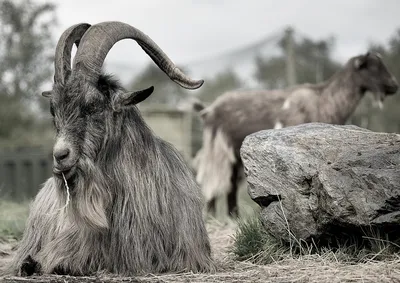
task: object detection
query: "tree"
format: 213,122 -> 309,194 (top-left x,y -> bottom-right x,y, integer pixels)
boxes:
0,0 -> 56,101
0,0 -> 57,147
254,55 -> 286,89
254,31 -> 340,88
196,69 -> 243,103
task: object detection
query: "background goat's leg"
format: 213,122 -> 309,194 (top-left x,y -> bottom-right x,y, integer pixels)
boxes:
227,161 -> 241,218
207,197 -> 217,217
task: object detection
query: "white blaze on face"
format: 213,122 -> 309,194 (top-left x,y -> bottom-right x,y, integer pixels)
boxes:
274,121 -> 283,129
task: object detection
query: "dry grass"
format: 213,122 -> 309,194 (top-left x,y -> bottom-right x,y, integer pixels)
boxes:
2,219 -> 400,283
1,192 -> 399,282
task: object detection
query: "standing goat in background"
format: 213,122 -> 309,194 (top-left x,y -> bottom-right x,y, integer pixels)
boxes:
4,21 -> 214,276
191,52 -> 398,218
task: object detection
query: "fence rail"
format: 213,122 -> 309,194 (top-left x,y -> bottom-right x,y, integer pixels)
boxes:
0,147 -> 52,200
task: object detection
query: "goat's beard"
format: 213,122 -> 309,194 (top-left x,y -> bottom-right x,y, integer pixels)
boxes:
368,87 -> 385,110
65,157 -> 112,231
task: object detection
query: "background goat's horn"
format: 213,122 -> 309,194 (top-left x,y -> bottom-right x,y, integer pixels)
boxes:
55,23 -> 91,84
72,21 -> 204,90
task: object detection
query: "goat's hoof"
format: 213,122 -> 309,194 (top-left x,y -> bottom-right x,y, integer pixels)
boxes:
19,255 -> 41,276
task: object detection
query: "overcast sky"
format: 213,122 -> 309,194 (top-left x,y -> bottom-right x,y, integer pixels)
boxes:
38,0 -> 400,85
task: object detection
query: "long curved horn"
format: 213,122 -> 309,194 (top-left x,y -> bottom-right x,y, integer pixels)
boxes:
54,23 -> 91,84
72,21 -> 203,90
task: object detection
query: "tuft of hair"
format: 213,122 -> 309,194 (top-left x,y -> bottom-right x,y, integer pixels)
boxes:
97,74 -> 124,96
232,215 -> 400,265
177,97 -> 206,113
193,126 -> 236,202
193,100 -> 205,112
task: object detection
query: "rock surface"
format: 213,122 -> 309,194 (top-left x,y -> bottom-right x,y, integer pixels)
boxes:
241,123 -> 400,243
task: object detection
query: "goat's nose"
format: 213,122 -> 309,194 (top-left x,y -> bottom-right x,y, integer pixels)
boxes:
390,75 -> 399,87
53,148 -> 70,163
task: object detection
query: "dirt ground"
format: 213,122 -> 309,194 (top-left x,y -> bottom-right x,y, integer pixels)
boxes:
1,221 -> 400,283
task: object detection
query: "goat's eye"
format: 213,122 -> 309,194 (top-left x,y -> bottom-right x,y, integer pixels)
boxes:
52,119 -> 60,133
368,64 -> 378,72
50,105 -> 55,117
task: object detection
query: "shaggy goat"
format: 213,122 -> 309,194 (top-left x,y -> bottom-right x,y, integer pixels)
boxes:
191,52 -> 398,217
4,21 -> 214,276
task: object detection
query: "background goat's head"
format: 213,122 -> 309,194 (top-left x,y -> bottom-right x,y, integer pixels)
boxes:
42,22 -> 204,186
352,51 -> 398,105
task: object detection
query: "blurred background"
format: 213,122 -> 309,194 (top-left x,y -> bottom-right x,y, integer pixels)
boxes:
0,0 -> 400,227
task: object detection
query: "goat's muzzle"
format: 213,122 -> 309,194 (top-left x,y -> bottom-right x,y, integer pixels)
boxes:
53,165 -> 76,180
384,83 -> 398,95
384,75 -> 399,95
52,137 -> 78,180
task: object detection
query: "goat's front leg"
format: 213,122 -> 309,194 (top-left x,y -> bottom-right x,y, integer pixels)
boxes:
19,255 -> 42,276
227,161 -> 241,218
5,178 -> 63,276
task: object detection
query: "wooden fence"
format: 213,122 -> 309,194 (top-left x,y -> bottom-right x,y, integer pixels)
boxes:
0,147 -> 52,200
139,105 -> 202,159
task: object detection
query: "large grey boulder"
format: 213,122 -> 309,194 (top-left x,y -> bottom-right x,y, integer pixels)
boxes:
241,123 -> 400,243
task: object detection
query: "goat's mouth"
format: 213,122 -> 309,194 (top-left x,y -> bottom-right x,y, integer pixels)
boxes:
384,84 -> 398,95
53,166 -> 76,181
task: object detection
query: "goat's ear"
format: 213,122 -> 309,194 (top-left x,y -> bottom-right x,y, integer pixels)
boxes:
113,86 -> 154,111
354,56 -> 367,70
354,54 -> 369,70
41,90 -> 52,98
